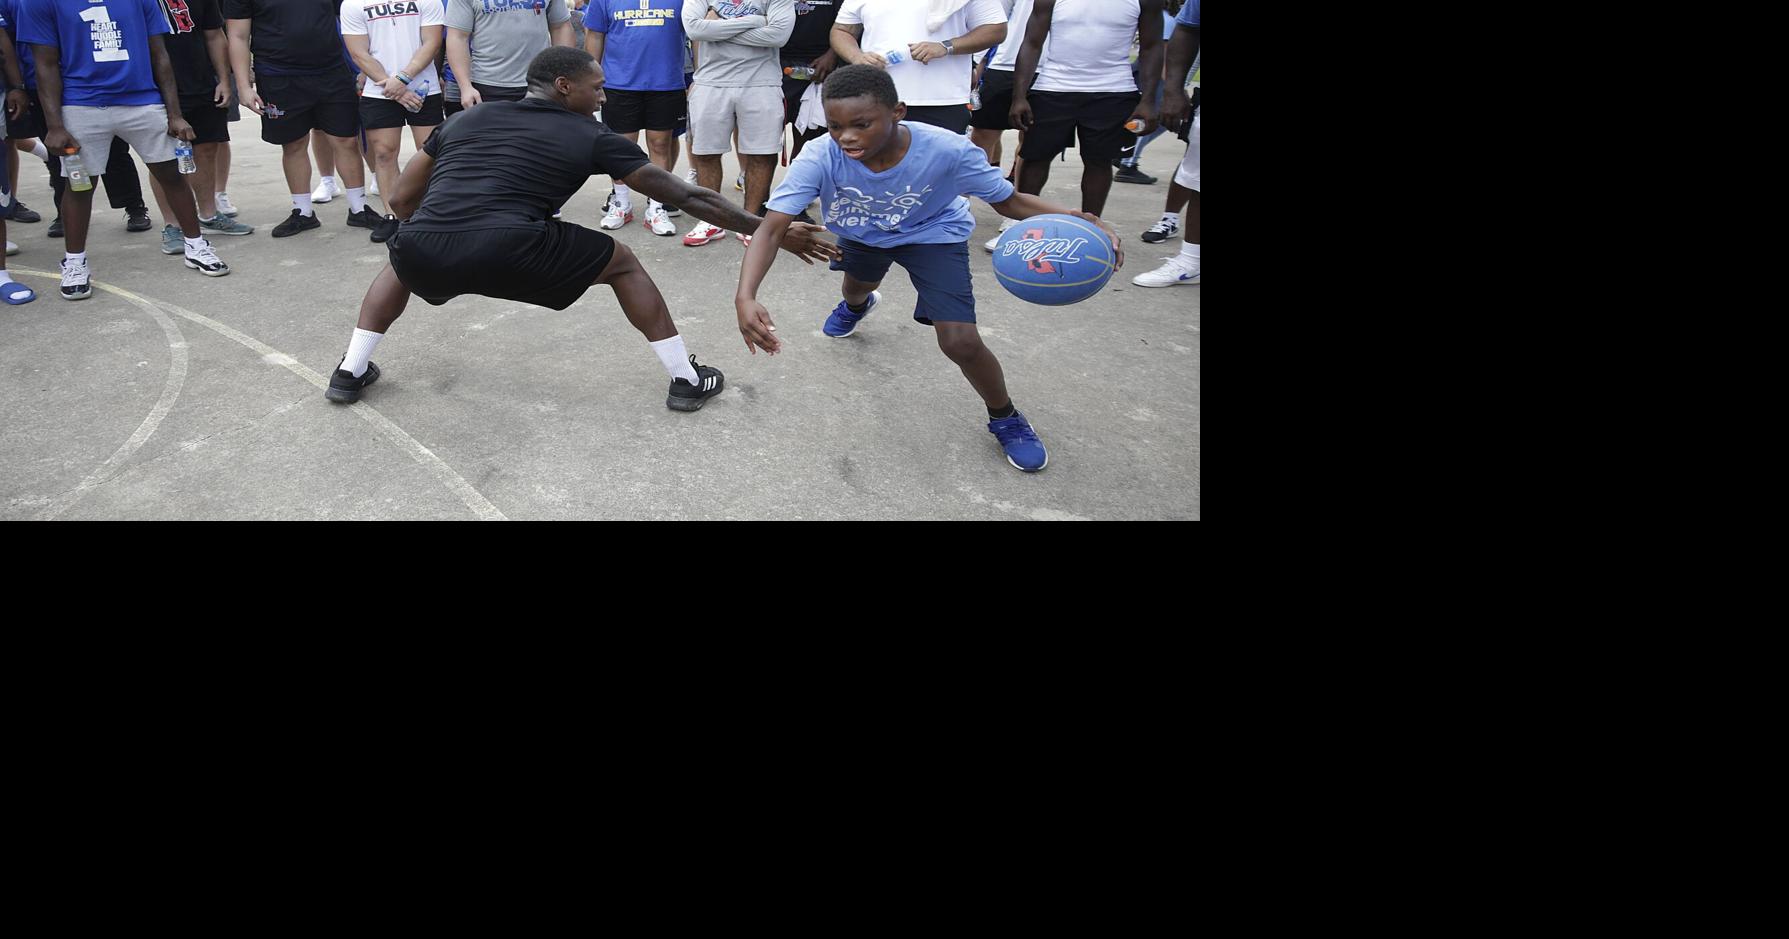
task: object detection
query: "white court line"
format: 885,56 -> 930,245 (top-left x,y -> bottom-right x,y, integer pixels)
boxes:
18,269 -> 507,521
35,279 -> 189,520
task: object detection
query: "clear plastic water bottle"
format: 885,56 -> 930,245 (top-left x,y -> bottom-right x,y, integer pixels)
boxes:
405,78 -> 432,113
63,148 -> 92,192
784,66 -> 816,80
879,47 -> 907,66
174,139 -> 196,174
969,89 -> 982,111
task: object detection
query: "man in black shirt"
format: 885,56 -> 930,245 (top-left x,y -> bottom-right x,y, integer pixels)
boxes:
147,0 -> 254,244
326,46 -> 839,413
779,0 -> 836,163
225,0 -> 377,238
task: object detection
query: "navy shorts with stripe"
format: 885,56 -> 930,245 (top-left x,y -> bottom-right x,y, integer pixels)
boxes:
829,238 -> 977,326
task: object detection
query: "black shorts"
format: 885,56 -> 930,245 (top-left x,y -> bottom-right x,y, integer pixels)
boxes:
443,81 -> 526,117
905,104 -> 972,135
388,222 -> 618,312
360,94 -> 445,129
5,88 -> 47,140
256,69 -> 360,144
1019,90 -> 1141,162
603,88 -> 683,134
180,96 -> 232,144
968,67 -> 1015,131
782,73 -> 812,125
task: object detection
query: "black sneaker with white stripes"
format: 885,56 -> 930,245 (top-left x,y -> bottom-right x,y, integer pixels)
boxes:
183,238 -> 230,277
1141,216 -> 1181,244
326,360 -> 380,403
666,355 -> 724,411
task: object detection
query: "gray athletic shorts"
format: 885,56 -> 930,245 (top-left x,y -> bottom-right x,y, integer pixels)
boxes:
687,83 -> 782,155
60,105 -> 177,176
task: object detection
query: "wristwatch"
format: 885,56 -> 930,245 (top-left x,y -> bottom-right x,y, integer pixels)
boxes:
941,39 -> 955,55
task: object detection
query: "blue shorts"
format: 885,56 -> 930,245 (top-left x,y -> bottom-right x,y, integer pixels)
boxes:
830,238 -> 977,326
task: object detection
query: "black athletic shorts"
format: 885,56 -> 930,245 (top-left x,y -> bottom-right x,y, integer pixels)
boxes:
360,94 -> 445,129
904,104 -> 972,135
443,82 -> 526,117
256,69 -> 361,144
1019,90 -> 1142,162
180,96 -> 232,144
388,222 -> 619,311
602,88 -> 683,134
968,67 -> 1015,131
5,88 -> 47,140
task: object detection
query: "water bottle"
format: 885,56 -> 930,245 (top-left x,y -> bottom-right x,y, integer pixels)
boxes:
784,66 -> 816,80
63,148 -> 93,192
1124,118 -> 1146,132
879,47 -> 907,66
174,139 -> 196,174
405,78 -> 432,113
969,89 -> 982,111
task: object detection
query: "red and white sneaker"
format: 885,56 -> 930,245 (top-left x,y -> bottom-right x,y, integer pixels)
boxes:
683,222 -> 726,246
601,201 -> 634,230
736,231 -> 754,247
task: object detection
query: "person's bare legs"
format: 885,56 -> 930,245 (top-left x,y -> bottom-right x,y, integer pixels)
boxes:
190,143 -> 220,218
282,138 -> 315,199
593,242 -> 677,342
644,129 -> 676,172
356,263 -> 411,332
366,126 -> 402,214
934,321 -> 1010,410
692,152 -> 723,193
971,127 -> 1002,167
1079,157 -> 1115,217
216,141 -> 232,192
743,152 -> 775,216
144,160 -> 202,237
310,129 -> 335,180
328,134 -> 365,189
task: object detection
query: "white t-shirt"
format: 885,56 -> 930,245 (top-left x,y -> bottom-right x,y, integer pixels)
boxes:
341,0 -> 447,99
836,0 -> 1007,107
988,0 -> 1032,71
1031,0 -> 1138,94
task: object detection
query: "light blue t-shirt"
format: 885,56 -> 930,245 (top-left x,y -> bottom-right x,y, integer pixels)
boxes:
19,0 -> 169,107
585,0 -> 686,92
1178,0 -> 1199,27
766,122 -> 1015,247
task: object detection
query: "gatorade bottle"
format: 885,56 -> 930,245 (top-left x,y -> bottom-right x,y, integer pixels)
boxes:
64,148 -> 93,192
784,66 -> 817,80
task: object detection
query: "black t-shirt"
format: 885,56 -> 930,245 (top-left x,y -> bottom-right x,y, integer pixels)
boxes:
222,0 -> 344,75
406,97 -> 653,233
158,0 -> 226,100
781,0 -> 839,66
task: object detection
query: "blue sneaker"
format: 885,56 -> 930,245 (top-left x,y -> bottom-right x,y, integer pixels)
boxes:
988,411 -> 1048,472
823,289 -> 880,338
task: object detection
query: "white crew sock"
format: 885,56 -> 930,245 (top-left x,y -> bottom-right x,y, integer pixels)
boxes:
346,187 -> 367,213
649,334 -> 699,384
342,328 -> 384,378
292,193 -> 314,216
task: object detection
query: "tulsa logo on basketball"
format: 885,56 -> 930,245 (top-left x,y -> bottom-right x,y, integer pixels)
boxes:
1002,233 -> 1088,275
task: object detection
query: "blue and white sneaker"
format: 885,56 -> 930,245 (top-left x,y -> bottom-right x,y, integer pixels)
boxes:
987,411 -> 1048,472
1131,256 -> 1201,287
823,289 -> 880,338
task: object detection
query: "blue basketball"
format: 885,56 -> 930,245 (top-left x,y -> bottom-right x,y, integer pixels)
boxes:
991,214 -> 1117,306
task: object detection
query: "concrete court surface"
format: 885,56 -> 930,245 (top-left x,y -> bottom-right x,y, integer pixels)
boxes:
0,129 -> 1199,520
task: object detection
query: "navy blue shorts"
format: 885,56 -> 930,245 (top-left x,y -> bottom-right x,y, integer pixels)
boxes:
829,239 -> 976,326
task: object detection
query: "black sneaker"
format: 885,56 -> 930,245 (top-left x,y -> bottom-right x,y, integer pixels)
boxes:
1140,216 -> 1181,244
345,206 -> 383,230
664,203 -> 683,217
126,207 -> 153,232
48,216 -> 64,238
271,209 -> 322,238
8,199 -> 41,223
666,355 -> 724,411
325,360 -> 380,403
369,215 -> 400,243
1113,165 -> 1157,185
183,238 -> 229,277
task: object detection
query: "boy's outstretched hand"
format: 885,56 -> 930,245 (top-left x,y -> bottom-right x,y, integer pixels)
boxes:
1071,210 -> 1125,269
737,299 -> 781,355
780,221 -> 841,264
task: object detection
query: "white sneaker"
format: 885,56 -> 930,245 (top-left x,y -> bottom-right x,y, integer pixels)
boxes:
601,200 -> 634,230
685,168 -> 698,185
1131,256 -> 1201,288
60,256 -> 92,300
183,238 -> 230,277
368,176 -> 381,197
644,202 -> 677,236
311,177 -> 342,203
682,221 -> 726,246
5,240 -> 17,256
214,192 -> 239,217
984,219 -> 1015,252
